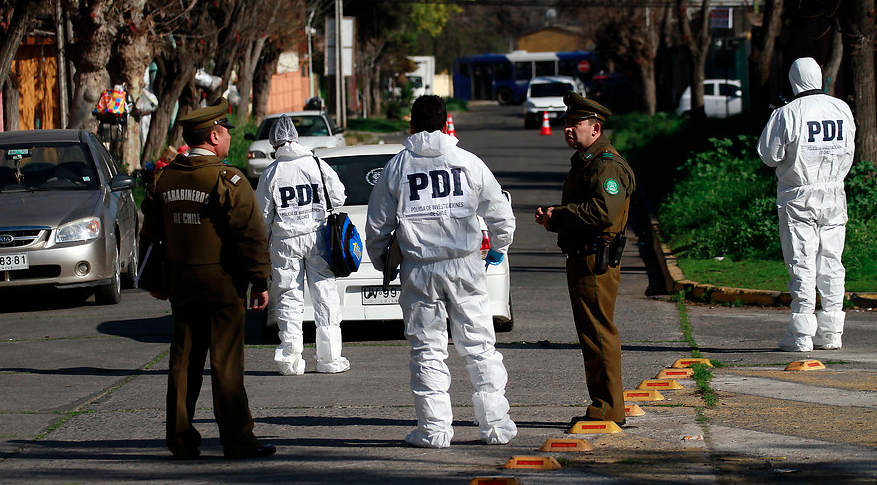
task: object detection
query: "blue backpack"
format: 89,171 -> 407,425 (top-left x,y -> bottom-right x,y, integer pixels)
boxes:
325,211 -> 362,277
315,155 -> 362,277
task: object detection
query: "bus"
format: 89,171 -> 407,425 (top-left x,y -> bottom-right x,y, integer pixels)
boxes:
453,50 -> 599,105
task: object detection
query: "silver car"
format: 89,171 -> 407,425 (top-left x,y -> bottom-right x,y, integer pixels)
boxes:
244,110 -> 346,181
0,130 -> 138,304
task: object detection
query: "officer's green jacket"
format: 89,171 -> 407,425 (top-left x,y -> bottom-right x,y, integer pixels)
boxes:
140,153 -> 270,293
547,134 -> 636,252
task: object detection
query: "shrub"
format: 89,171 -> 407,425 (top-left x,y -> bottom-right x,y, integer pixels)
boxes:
846,160 -> 877,221
657,136 -> 780,260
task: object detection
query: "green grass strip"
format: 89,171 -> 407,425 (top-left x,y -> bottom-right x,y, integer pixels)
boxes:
36,411 -> 93,441
673,291 -> 718,407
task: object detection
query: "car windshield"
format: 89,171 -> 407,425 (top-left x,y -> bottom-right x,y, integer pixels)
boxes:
324,153 -> 396,205
530,82 -> 575,98
256,115 -> 331,139
0,142 -> 99,192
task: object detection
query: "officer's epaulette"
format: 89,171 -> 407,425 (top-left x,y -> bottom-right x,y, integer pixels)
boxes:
600,152 -> 614,159
220,168 -> 243,186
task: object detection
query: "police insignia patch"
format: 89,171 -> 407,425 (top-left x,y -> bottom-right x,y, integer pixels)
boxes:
604,178 -> 620,195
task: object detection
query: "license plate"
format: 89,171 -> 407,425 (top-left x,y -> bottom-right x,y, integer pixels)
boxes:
0,253 -> 28,271
546,112 -> 558,118
362,286 -> 401,305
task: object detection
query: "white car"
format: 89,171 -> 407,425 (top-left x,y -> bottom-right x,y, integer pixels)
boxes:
244,111 -> 345,181
524,76 -> 586,129
676,79 -> 743,118
263,144 -> 514,338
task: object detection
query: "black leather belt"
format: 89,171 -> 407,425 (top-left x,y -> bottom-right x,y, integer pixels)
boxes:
563,243 -> 599,257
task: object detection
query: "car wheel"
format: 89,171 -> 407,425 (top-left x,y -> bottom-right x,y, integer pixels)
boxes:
524,113 -> 538,129
493,294 -> 514,333
496,88 -> 514,106
95,247 -> 122,305
122,240 -> 138,289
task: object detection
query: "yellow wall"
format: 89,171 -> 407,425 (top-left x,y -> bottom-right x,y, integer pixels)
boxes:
12,39 -> 60,130
517,28 -> 592,53
267,71 -> 311,114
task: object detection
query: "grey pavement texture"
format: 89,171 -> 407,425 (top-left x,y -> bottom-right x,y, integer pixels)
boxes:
1,102 -> 875,484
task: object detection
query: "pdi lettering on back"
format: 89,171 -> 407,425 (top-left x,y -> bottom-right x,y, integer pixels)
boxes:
407,168 -> 465,201
279,184 -> 321,208
806,120 -> 845,143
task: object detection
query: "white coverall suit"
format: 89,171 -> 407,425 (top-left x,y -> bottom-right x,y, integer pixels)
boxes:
366,130 -> 517,448
255,133 -> 350,374
757,57 -> 856,351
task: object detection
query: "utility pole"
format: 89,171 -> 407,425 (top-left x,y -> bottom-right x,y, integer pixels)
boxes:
334,0 -> 342,127
307,10 -> 315,99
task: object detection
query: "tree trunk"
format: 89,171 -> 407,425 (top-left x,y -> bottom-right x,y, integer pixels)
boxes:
842,0 -> 877,163
823,16 -> 843,96
115,16 -> 155,171
0,0 -> 41,99
640,61 -> 657,115
252,42 -> 280,128
69,69 -> 109,132
65,0 -> 120,131
2,75 -> 20,131
748,0 -> 784,123
142,54 -> 196,163
206,0 -> 245,103
234,36 -> 267,126
676,0 -> 712,120
638,6 -> 663,115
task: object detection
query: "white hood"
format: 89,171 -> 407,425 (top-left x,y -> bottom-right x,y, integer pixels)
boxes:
274,141 -> 313,160
255,141 -> 346,240
366,130 -> 515,264
402,130 -> 458,157
788,57 -> 822,96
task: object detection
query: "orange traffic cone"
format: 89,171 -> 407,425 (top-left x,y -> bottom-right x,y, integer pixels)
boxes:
539,111 -> 552,135
445,113 -> 457,138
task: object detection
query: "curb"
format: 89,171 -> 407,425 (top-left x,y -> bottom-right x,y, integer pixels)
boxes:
647,212 -> 877,309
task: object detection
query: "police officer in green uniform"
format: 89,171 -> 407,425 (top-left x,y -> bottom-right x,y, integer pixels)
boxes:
139,97 -> 276,460
535,92 -> 635,426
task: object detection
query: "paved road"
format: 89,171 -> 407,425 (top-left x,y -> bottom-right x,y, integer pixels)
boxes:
0,103 -> 875,484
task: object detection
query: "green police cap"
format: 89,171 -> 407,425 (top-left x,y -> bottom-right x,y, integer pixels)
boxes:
177,97 -> 235,132
562,91 -> 612,122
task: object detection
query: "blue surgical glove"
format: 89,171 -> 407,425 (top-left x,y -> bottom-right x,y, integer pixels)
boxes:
484,248 -> 504,269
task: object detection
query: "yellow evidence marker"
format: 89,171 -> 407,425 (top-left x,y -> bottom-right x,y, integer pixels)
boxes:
539,438 -> 593,452
655,368 -> 694,379
637,379 -> 683,390
671,358 -> 713,368
568,420 -> 623,434
785,360 -> 826,371
625,404 -> 646,417
502,456 -> 562,469
623,389 -> 665,401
